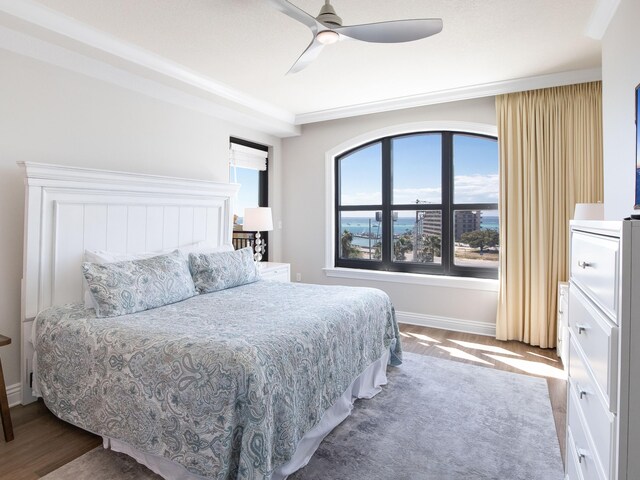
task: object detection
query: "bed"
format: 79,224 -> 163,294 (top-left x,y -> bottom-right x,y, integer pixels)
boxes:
19,162 -> 402,480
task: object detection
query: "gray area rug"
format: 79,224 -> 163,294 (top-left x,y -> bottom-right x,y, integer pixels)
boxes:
43,352 -> 563,480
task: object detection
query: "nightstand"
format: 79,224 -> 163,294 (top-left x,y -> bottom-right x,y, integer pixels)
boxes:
0,334 -> 14,442
258,262 -> 291,282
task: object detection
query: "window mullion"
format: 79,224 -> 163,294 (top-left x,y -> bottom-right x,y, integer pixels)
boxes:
381,138 -> 392,269
441,133 -> 453,275
335,154 -> 340,266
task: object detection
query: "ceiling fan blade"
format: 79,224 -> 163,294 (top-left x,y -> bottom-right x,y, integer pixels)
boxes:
266,0 -> 321,33
334,18 -> 443,43
287,38 -> 325,74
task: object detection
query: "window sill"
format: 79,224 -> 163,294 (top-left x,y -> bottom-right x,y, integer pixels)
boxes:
323,267 -> 499,292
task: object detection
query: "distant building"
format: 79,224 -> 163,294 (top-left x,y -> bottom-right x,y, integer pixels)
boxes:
413,210 -> 442,260
454,210 -> 482,241
409,209 -> 482,260
414,210 -> 482,243
417,210 -> 442,236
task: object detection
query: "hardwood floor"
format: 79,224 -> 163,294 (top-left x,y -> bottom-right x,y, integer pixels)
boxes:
0,324 -> 566,479
0,400 -> 100,479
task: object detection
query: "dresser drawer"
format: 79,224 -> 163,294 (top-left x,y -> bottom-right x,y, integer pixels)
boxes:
568,286 -> 618,407
557,283 -> 570,360
566,430 -> 586,480
559,282 -> 569,307
568,388 -> 606,480
568,339 -> 616,476
259,266 -> 290,282
570,231 -> 619,321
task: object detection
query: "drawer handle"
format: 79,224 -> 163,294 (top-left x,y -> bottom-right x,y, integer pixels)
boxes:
576,324 -> 590,334
576,384 -> 589,399
577,448 -> 588,464
558,309 -> 564,315
577,260 -> 592,269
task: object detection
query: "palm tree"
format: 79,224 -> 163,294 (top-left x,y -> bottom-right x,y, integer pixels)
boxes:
373,241 -> 382,260
394,234 -> 413,261
416,233 -> 440,262
341,230 -> 360,259
423,234 -> 441,257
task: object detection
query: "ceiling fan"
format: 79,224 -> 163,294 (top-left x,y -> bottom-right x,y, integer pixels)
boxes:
267,0 -> 443,74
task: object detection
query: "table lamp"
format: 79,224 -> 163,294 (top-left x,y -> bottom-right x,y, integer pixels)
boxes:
243,207 -> 273,262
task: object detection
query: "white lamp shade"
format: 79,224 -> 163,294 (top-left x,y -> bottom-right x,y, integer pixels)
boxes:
573,203 -> 604,221
243,207 -> 273,231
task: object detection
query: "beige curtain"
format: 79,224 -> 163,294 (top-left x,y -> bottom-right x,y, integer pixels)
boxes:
495,82 -> 603,348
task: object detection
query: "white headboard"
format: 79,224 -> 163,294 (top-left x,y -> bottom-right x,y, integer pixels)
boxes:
19,162 -> 239,404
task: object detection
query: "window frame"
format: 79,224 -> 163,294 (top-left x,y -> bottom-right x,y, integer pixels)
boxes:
334,130 -> 498,279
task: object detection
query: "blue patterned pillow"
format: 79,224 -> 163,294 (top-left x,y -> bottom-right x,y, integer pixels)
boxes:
82,250 -> 197,318
189,247 -> 259,294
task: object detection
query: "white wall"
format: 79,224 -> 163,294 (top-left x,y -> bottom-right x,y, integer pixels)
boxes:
0,49 -> 282,397
281,97 -> 499,330
601,0 -> 640,219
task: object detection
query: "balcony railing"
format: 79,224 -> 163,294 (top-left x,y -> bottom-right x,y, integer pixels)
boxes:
232,231 -> 255,251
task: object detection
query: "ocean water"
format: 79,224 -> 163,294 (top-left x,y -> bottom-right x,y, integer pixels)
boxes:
482,216 -> 499,231
342,215 -> 499,247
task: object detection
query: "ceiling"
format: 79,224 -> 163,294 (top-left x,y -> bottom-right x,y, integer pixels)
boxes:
3,0 -> 602,129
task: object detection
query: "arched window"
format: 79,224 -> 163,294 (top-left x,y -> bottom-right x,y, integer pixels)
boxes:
335,131 -> 499,279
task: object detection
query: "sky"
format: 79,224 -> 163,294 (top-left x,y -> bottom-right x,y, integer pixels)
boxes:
232,167 -> 259,219
340,133 -> 499,217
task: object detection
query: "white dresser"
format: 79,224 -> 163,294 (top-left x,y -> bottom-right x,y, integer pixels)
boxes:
557,281 -> 569,362
565,220 -> 640,480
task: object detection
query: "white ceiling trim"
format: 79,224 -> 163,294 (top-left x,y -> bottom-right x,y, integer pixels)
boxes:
296,68 -> 603,125
0,0 -> 296,126
585,0 -> 621,39
0,25 -> 300,137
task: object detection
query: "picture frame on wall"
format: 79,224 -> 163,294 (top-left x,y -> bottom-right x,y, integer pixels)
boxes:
636,83 -> 640,209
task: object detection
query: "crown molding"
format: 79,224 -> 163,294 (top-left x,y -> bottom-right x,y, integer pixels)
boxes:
295,68 -> 602,125
0,24 -> 300,137
0,0 -> 299,136
585,0 -> 621,39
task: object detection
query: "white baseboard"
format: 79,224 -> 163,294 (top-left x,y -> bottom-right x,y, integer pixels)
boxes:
396,311 -> 496,337
6,383 -> 22,407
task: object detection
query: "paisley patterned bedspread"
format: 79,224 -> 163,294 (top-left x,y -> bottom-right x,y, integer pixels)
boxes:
35,281 -> 402,480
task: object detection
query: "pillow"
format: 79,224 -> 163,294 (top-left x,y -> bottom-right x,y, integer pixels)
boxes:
82,242 -> 234,308
189,247 -> 259,294
179,241 -> 234,255
82,250 -> 197,318
85,242 -> 234,263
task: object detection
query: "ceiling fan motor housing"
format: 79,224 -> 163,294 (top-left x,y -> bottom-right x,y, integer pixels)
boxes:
316,1 -> 343,26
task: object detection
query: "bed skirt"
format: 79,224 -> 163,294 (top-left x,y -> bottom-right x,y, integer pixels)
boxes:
103,349 -> 391,480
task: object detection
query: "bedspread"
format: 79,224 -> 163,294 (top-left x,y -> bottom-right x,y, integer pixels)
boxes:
35,281 -> 402,480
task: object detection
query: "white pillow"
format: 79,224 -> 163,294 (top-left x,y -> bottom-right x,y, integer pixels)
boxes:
82,241 -> 234,308
179,241 -> 234,255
